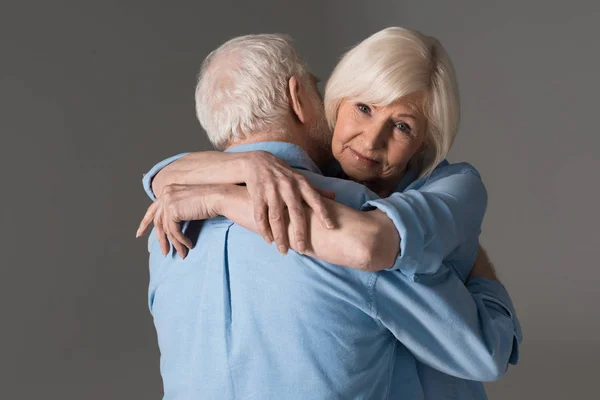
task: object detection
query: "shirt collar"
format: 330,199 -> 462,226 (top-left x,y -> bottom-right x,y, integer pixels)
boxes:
225,141 -> 322,175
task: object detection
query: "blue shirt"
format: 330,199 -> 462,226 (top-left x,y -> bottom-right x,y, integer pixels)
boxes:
143,142 -> 521,400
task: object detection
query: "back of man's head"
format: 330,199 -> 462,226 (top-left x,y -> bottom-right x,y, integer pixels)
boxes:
195,34 -> 316,150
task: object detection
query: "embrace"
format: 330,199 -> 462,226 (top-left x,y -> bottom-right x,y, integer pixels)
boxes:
136,27 -> 522,399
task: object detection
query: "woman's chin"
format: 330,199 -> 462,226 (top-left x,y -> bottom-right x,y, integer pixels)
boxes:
341,165 -> 379,184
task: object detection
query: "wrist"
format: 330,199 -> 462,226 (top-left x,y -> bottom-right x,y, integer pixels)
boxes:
205,184 -> 228,216
214,184 -> 246,218
239,152 -> 261,180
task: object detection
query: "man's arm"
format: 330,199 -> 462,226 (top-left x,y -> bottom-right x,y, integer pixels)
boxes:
217,184 -> 522,381
362,164 -> 488,281
374,247 -> 522,382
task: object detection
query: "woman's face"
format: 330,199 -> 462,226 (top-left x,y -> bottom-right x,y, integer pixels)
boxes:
331,93 -> 427,194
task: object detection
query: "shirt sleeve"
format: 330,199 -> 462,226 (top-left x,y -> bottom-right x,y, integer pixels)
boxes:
372,267 -> 522,382
361,166 -> 487,280
142,153 -> 191,201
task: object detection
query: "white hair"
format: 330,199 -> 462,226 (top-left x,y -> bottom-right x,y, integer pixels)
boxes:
195,34 -> 313,150
324,27 -> 460,178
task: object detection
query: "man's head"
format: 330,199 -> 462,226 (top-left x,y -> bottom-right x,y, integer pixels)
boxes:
195,34 -> 331,164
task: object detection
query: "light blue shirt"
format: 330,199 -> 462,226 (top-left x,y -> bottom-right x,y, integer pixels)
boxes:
143,142 -> 521,400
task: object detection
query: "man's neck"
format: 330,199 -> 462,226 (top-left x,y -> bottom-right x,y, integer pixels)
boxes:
227,129 -> 328,169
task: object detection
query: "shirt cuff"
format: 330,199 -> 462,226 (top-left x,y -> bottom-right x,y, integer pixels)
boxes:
467,277 -> 523,365
142,153 -> 190,201
361,195 -> 439,279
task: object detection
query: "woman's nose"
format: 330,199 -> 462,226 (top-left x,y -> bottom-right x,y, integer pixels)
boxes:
361,123 -> 388,150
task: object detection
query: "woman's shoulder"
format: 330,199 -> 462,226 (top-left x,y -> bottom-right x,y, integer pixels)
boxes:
431,160 -> 482,179
401,160 -> 483,192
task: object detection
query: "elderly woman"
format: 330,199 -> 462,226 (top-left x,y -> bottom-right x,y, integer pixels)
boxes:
139,27 -> 483,283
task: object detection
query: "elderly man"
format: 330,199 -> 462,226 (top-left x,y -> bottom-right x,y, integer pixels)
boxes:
137,34 -> 521,399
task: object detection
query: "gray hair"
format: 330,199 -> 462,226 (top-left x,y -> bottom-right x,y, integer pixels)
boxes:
195,34 -> 312,149
325,27 -> 460,178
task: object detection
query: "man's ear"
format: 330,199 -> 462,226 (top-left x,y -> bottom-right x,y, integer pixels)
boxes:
288,75 -> 308,124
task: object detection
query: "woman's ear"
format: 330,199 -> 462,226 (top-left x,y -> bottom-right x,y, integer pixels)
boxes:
288,75 -> 308,124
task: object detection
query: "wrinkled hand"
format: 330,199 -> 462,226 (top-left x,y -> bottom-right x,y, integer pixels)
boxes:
135,184 -> 223,259
242,151 -> 335,254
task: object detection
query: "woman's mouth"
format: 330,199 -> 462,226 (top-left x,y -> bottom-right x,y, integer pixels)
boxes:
347,147 -> 380,168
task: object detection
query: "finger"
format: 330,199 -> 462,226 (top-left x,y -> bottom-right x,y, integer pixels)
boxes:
136,202 -> 158,237
168,219 -> 193,250
280,188 -> 307,254
252,195 -> 272,243
298,180 -> 335,229
154,211 -> 170,256
267,193 -> 289,255
167,231 -> 188,260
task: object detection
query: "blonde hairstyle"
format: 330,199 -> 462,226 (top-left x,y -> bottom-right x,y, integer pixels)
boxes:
324,27 -> 460,177
195,34 -> 313,149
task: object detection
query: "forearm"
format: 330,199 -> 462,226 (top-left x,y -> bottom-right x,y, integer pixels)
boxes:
378,270 -> 521,381
219,186 -> 399,271
303,203 -> 400,270
152,151 -> 247,197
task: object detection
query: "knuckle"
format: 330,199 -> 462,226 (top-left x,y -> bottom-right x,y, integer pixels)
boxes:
295,174 -> 309,185
289,205 -> 304,216
279,179 -> 293,189
269,213 -> 282,222
162,185 -> 175,195
254,213 -> 266,222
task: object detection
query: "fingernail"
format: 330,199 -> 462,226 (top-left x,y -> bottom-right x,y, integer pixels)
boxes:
264,235 -> 273,243
325,218 -> 334,229
277,245 -> 288,255
135,229 -> 141,238
297,241 -> 306,254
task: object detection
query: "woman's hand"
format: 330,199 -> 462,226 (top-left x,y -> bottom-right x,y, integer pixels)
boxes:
241,151 -> 335,254
136,184 -> 225,259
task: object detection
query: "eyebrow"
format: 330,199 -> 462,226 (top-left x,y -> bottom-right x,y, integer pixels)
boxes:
393,113 -> 418,121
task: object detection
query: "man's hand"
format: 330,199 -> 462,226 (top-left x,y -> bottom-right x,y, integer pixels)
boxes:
136,184 -> 225,259
468,246 -> 499,281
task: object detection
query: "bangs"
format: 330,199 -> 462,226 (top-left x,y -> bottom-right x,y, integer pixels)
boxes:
348,54 -> 431,108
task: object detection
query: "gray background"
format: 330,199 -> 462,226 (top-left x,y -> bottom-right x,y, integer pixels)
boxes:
1,0 -> 598,399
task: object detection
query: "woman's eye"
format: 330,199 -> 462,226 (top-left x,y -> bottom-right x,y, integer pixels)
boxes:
357,103 -> 371,114
395,122 -> 412,135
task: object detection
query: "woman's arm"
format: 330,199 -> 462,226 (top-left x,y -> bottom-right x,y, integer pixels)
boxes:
150,151 -> 247,197
142,156 -> 487,276
142,151 -> 335,254
137,182 -> 400,271
219,185 -> 400,271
